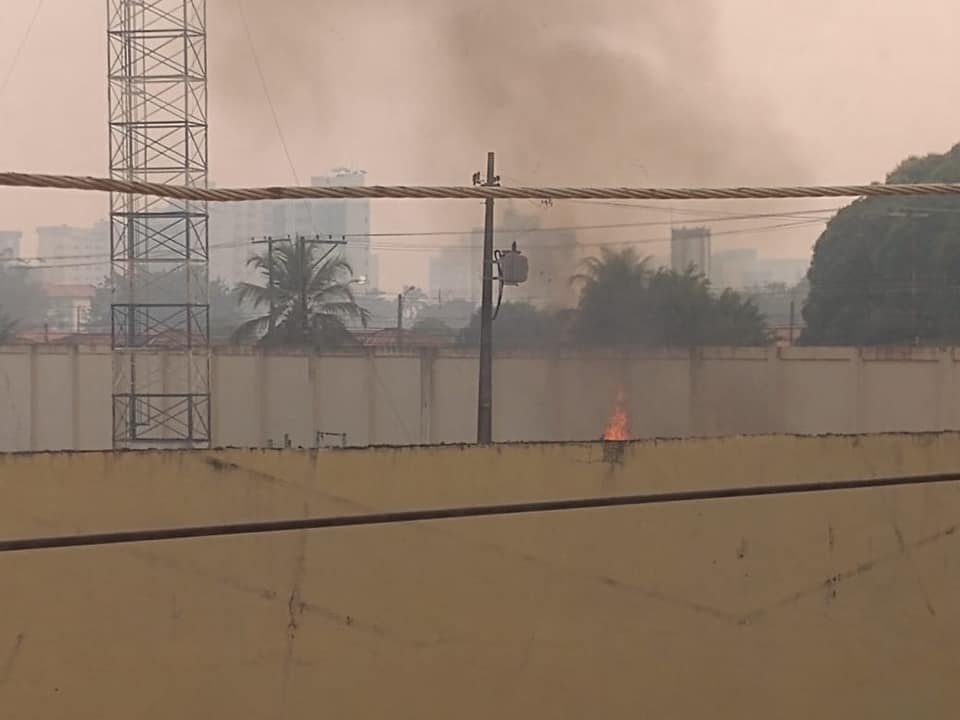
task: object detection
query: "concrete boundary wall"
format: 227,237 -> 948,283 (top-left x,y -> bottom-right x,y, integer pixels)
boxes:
1,344 -> 958,450
3,434 -> 960,718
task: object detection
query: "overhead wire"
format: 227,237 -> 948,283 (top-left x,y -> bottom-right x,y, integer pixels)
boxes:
2,469 -> 960,553
362,218 -> 828,253
0,214 -> 830,270
16,192 -> 959,272
234,0 -> 301,186
10,172 -> 960,202
497,173 -> 848,221
0,0 -> 45,100
347,213 -> 832,239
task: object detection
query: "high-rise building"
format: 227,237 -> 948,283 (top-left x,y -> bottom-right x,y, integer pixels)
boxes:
428,206 -> 580,308
671,226 -> 711,278
209,169 -> 371,289
711,249 -> 808,290
35,222 -> 109,286
429,238 -> 481,302
311,170 -> 371,288
500,207 -> 578,308
0,231 -> 21,259
712,248 -> 758,290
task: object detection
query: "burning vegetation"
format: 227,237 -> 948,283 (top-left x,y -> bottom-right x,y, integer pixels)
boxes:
603,391 -> 629,442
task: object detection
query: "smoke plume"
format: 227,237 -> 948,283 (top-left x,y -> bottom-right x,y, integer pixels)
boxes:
216,0 -> 801,184
212,0 -> 807,299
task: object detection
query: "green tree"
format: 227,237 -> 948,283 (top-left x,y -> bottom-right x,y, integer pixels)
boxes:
572,247 -> 769,347
0,264 -> 48,333
459,302 -> 566,348
233,239 -> 368,348
415,299 -> 476,330
802,142 -> 960,345
87,274 -> 248,338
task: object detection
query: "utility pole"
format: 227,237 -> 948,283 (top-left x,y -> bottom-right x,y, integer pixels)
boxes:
298,236 -> 309,340
476,152 -> 499,444
788,297 -> 796,346
397,293 -> 404,330
252,236 -> 278,335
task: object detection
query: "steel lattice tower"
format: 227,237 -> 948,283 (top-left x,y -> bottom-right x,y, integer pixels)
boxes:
108,0 -> 210,447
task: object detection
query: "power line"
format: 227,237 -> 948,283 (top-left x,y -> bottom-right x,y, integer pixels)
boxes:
0,215 -> 827,270
2,469 -> 959,554
350,214 -> 830,239
0,0 -> 44,100
0,238 -> 262,270
498,173 -> 848,220
363,218 -> 827,252
10,172 -> 960,202
235,0 -> 300,185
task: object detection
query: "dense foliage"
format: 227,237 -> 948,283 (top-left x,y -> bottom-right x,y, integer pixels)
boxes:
802,143 -> 960,345
572,248 -> 769,347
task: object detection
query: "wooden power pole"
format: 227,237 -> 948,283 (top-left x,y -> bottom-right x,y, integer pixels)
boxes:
476,152 -> 499,444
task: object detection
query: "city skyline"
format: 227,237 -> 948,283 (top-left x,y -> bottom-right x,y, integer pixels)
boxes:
4,1 -> 958,291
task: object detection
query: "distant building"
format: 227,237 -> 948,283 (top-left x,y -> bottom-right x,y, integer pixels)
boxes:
749,258 -> 809,287
209,169 -> 371,289
428,206 -> 579,308
712,248 -> 758,290
713,250 -> 808,290
43,284 -> 96,332
671,226 -> 711,278
35,222 -> 109,287
311,170 -> 371,289
500,206 -> 578,308
0,230 -> 21,259
429,239 -> 481,303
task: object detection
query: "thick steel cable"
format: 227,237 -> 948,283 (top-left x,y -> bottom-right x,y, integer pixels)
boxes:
2,469 -> 959,554
6,171 -> 960,202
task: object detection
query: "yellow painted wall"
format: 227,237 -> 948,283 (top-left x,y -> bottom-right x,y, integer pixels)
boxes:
2,434 -> 960,718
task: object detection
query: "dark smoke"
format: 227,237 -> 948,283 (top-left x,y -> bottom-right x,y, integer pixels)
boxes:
217,0 -> 803,184
213,0 -> 808,302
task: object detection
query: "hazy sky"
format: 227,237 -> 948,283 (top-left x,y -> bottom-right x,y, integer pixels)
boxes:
1,0 -> 959,289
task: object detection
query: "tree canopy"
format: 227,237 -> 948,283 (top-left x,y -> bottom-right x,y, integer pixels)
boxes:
412,316 -> 456,341
572,248 -> 769,347
0,265 -> 48,334
87,272 -> 247,338
802,143 -> 960,345
459,302 -> 567,349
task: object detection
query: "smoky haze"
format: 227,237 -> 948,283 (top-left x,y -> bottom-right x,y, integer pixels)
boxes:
212,0 -> 810,303
218,0 -> 805,187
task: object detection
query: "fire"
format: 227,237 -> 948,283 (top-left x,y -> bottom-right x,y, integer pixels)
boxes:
603,390 -> 630,441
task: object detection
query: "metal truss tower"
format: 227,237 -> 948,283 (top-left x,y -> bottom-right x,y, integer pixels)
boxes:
107,0 -> 210,447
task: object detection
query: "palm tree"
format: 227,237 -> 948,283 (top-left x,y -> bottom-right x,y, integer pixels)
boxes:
232,239 -> 369,348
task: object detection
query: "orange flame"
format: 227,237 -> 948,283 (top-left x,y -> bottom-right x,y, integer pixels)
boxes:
603,390 -> 630,441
